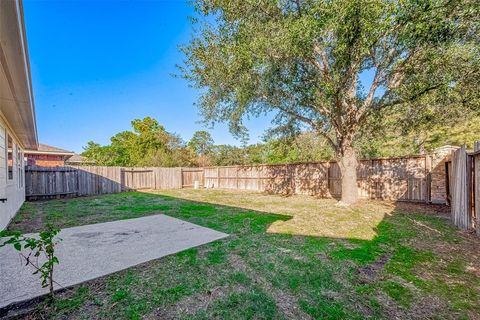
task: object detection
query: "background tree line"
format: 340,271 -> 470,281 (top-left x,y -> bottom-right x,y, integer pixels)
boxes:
82,115 -> 480,167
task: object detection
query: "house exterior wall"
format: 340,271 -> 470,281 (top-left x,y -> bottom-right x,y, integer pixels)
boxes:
26,154 -> 65,167
0,0 -> 37,230
0,115 -> 25,230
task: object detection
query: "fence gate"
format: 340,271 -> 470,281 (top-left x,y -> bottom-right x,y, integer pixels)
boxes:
121,168 -> 154,190
181,168 -> 204,188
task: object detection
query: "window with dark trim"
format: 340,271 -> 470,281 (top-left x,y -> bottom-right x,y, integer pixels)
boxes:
7,134 -> 13,180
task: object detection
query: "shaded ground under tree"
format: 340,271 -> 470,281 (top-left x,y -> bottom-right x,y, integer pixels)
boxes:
5,190 -> 479,319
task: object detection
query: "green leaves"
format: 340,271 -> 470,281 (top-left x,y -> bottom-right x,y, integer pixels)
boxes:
1,224 -> 61,297
188,130 -> 214,156
81,117 -> 193,167
182,0 -> 479,154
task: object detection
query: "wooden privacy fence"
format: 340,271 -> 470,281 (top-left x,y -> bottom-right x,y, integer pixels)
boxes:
25,166 -> 187,199
24,144 -> 480,234
25,166 -> 78,197
25,155 -> 430,202
204,156 -> 428,201
450,142 -> 480,234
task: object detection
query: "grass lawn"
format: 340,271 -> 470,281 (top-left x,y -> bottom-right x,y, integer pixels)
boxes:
6,189 -> 480,319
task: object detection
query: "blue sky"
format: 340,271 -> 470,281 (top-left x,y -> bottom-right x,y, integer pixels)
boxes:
23,0 -> 271,153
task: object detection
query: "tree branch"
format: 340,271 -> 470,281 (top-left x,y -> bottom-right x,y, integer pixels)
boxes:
383,83 -> 444,109
273,104 -> 336,149
357,47 -> 401,121
316,130 -> 337,150
314,44 -> 332,81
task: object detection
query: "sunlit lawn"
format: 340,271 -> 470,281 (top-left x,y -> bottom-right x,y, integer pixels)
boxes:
8,189 -> 480,319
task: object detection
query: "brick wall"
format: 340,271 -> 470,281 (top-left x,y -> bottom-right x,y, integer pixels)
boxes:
26,154 -> 66,167
430,145 -> 459,204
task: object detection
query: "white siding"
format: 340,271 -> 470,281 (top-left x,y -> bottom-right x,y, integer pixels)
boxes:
0,123 -> 5,200
0,116 -> 25,230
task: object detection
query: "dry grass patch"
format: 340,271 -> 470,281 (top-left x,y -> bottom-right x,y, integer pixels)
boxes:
149,189 -> 391,240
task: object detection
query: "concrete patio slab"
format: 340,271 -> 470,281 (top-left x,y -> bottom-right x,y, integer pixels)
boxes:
0,214 -> 228,309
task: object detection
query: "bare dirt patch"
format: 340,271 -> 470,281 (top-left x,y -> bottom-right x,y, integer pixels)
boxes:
376,291 -> 447,320
395,202 -> 450,216
145,286 -> 243,320
356,254 -> 391,282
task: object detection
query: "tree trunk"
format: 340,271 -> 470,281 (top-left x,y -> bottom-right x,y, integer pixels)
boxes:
337,146 -> 358,205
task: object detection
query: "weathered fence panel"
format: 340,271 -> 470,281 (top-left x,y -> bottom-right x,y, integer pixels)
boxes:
74,166 -> 122,196
204,157 -> 427,201
122,168 -> 154,190
25,158 -> 428,201
294,163 -> 329,196
450,146 -> 472,230
25,166 -> 184,199
153,167 -> 182,189
25,166 -> 77,198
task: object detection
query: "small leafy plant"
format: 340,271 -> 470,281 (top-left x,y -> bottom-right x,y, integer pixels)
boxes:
0,224 -> 62,298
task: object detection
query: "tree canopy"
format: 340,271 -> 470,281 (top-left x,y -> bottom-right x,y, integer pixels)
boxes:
181,0 -> 479,203
82,117 -> 193,167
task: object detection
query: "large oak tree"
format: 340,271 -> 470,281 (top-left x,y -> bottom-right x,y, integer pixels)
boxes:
182,0 -> 479,204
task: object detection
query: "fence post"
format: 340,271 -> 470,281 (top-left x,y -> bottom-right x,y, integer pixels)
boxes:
75,168 -> 79,196
153,167 -> 157,190
325,162 -> 329,197
425,155 -> 432,204
467,153 -> 474,227
370,159 -> 374,200
475,141 -> 480,235
290,164 -> 295,195
326,162 -> 332,197
180,168 -> 184,188
451,145 -> 472,230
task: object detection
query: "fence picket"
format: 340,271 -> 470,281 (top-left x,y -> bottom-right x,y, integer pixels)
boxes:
474,142 -> 480,235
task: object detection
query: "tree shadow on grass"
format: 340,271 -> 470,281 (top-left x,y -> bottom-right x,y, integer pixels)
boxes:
138,190 -> 479,319
5,190 -> 480,319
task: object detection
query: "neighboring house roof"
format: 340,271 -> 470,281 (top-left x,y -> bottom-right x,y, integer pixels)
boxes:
37,144 -> 74,154
25,144 -> 75,157
65,154 -> 96,164
0,0 -> 38,149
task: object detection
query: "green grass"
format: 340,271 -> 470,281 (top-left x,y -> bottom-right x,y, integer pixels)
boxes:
381,281 -> 414,308
7,190 -> 480,319
53,287 -> 92,313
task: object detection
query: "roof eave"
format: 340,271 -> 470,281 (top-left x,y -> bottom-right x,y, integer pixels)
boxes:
0,0 -> 38,150
25,150 -> 75,156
